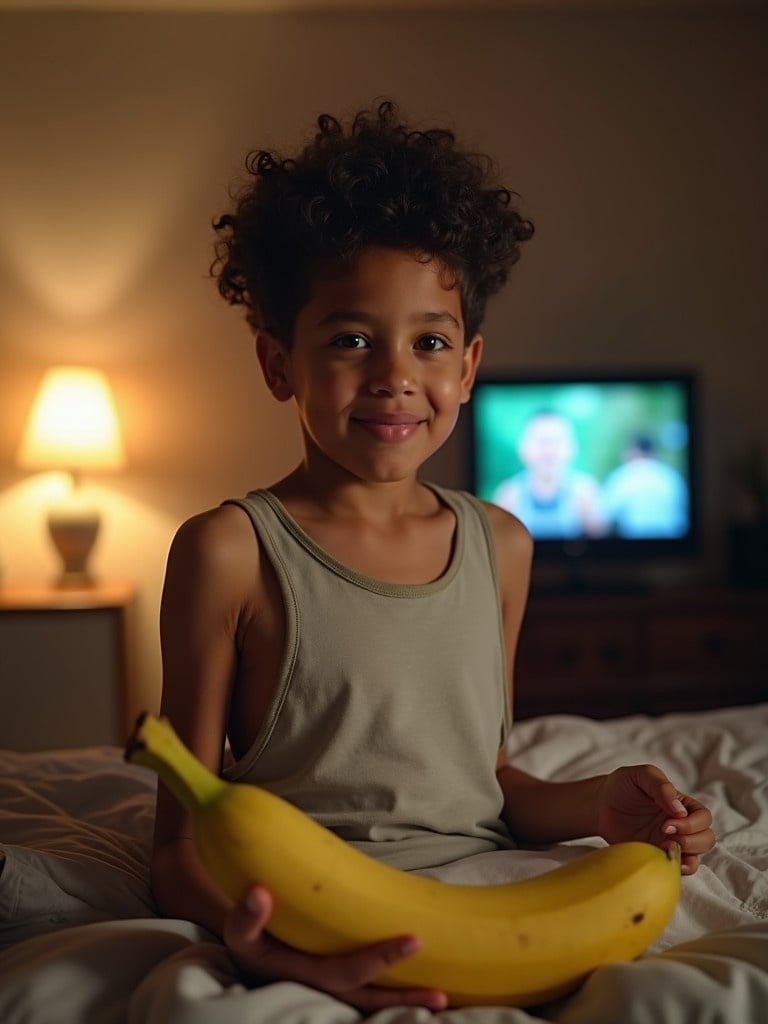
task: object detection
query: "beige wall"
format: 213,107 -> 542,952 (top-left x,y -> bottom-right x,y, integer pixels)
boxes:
1,6 -> 766,722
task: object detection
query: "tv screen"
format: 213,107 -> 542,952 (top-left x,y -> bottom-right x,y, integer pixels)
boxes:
468,371 -> 697,561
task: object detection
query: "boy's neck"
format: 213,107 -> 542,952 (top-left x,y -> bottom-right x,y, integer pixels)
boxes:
268,466 -> 456,586
270,465 -> 438,526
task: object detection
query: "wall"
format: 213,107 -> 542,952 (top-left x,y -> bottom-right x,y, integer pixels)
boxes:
1,6 -> 765,723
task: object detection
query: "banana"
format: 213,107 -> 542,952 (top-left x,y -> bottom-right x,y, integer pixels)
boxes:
126,712 -> 681,1007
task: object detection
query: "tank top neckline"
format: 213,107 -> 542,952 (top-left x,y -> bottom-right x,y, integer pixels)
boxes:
248,482 -> 465,598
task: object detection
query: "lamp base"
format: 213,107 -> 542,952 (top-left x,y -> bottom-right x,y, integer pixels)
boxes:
47,510 -> 100,588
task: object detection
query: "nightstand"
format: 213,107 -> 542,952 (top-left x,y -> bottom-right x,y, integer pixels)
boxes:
0,583 -> 135,751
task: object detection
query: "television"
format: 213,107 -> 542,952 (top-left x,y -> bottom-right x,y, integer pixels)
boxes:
468,370 -> 698,581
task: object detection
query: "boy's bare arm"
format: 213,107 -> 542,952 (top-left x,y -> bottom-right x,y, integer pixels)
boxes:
495,764 -> 604,843
485,502 -> 606,842
485,500 -> 714,867
496,759 -> 715,873
152,505 -> 254,929
481,500 -> 533,691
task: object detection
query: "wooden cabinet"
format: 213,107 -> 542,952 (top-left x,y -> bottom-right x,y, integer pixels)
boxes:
514,586 -> 768,720
0,584 -> 134,751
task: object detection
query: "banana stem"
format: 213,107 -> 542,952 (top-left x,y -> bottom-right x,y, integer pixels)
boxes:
125,712 -> 226,814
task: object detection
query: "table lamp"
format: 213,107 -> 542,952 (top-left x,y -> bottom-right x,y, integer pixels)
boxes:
17,366 -> 126,588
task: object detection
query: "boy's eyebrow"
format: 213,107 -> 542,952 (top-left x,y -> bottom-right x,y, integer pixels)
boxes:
317,309 -> 461,329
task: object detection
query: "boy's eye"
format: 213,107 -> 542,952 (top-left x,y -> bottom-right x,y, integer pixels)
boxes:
333,333 -> 370,350
416,335 -> 449,352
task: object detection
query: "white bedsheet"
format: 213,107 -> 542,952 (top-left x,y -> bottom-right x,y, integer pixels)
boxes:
1,703 -> 766,1023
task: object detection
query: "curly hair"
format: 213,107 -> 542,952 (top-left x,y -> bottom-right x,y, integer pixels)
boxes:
211,100 -> 534,344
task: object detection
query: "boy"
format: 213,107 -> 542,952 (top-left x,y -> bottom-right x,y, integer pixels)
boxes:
152,101 -> 714,1013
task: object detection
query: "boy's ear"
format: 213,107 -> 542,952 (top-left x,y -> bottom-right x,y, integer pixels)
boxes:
460,334 -> 484,405
256,330 -> 294,402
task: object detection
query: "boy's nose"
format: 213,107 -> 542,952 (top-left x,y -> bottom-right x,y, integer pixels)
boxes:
367,350 -> 417,396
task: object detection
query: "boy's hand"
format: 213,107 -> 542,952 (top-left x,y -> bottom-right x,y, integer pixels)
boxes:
596,764 -> 715,875
223,885 -> 448,1012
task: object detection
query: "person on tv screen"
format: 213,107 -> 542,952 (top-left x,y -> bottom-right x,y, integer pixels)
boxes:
601,433 -> 688,538
492,409 -> 605,539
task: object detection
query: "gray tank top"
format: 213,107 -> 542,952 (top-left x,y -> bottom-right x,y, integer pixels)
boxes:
222,483 -> 516,870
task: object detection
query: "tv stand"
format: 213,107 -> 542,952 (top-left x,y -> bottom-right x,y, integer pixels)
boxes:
514,584 -> 768,720
531,575 -> 652,597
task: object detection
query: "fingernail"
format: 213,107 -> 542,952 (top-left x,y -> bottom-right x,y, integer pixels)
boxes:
663,824 -> 678,835
399,937 -> 421,956
671,799 -> 686,815
245,889 -> 261,914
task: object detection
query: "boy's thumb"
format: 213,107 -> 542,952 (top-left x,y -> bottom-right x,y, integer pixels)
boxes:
224,885 -> 273,946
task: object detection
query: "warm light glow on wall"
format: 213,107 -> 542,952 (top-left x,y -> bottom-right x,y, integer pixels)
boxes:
18,367 -> 126,473
0,68 -> 225,322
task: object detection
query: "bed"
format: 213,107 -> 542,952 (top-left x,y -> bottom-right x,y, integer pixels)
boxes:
1,702 -> 767,1023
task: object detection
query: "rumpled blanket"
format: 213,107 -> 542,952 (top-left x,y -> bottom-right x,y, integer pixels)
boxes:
1,703 -> 766,1023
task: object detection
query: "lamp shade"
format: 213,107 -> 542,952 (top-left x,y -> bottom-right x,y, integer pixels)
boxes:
18,367 -> 126,472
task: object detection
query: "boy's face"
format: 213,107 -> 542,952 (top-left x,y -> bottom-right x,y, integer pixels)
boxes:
258,246 -> 482,487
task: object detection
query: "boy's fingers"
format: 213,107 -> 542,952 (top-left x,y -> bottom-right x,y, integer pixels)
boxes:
668,805 -> 712,831
246,932 -> 447,1010
317,934 -> 423,992
350,984 -> 449,1013
223,885 -> 273,948
662,806 -> 714,839
664,827 -> 715,851
661,815 -> 715,862
660,840 -> 704,874
656,778 -> 688,817
680,853 -> 700,875
222,893 -> 446,1012
314,935 -> 448,1013
633,767 -> 686,816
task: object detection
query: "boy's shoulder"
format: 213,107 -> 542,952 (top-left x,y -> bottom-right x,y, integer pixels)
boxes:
168,502 -> 260,582
174,500 -> 252,542
476,497 -> 533,557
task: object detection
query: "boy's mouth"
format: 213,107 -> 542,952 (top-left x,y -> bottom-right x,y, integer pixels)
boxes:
352,414 -> 423,443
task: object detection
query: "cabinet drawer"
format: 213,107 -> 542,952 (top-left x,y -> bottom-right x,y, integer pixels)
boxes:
516,620 -> 642,682
514,586 -> 768,719
647,614 -> 767,673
